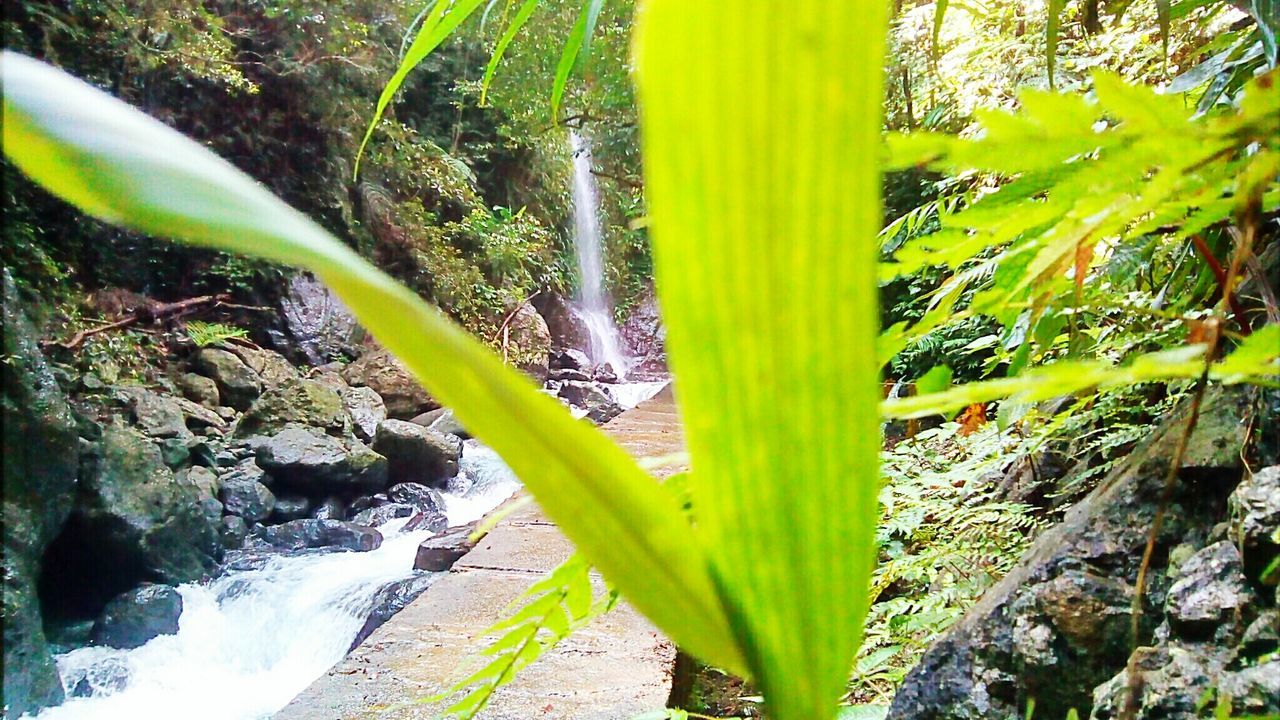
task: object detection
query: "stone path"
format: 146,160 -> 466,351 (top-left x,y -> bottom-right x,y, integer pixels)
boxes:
276,385 -> 686,719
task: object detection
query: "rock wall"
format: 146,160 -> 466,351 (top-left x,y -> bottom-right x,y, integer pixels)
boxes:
888,388 -> 1279,719
3,272 -> 80,718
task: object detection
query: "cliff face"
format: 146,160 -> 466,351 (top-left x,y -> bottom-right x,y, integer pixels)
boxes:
3,272 -> 81,718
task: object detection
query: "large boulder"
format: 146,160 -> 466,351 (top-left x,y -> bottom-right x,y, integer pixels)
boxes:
116,386 -> 193,440
66,426 -> 221,590
255,426 -> 388,495
225,345 -> 300,392
504,302 -> 552,382
887,388 -> 1257,719
256,519 -> 382,552
558,381 -> 623,424
372,420 -> 461,488
177,372 -> 220,408
90,584 -> 183,649
533,293 -> 590,355
342,348 -> 437,419
272,273 -> 364,365
193,348 -> 261,411
2,273 -> 80,717
218,473 -> 276,523
233,378 -> 347,438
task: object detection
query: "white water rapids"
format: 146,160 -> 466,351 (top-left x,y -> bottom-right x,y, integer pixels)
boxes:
32,383 -> 668,720
33,441 -> 522,720
569,130 -> 631,378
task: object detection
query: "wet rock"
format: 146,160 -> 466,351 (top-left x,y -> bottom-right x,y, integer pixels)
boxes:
348,573 -> 437,652
388,483 -> 447,533
274,273 -> 363,365
1228,465 -> 1280,579
174,395 -> 227,432
311,497 -> 346,521
551,348 -> 591,372
184,438 -> 217,468
1090,644 -> 1232,719
117,386 -> 192,440
341,348 -> 436,419
90,584 -> 183,649
594,364 -> 619,383
342,385 -> 386,442
178,372 -> 220,408
586,401 -> 624,425
63,655 -> 129,698
226,345 -> 300,392
505,302 -> 552,382
193,348 -> 261,411
2,272 -> 80,716
255,426 -> 388,495
257,519 -> 382,552
348,494 -> 389,515
159,437 -> 191,468
1217,661 -> 1280,715
184,465 -> 220,499
403,510 -> 448,534
219,458 -> 271,489
410,408 -> 446,427
549,367 -> 591,382
533,293 -> 590,354
233,378 -> 347,439
1163,541 -> 1254,641
558,380 -> 622,423
310,368 -> 349,391
618,283 -> 667,379
351,503 -> 415,528
427,408 -> 469,439
373,420 -> 461,488
888,388 -> 1254,719
271,495 -> 312,523
219,474 -> 276,523
220,515 -> 249,549
72,425 -> 221,587
414,526 -> 477,571
389,482 -> 445,514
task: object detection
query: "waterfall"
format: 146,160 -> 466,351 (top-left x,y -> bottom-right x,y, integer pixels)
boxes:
33,443 -> 523,720
569,130 -> 630,378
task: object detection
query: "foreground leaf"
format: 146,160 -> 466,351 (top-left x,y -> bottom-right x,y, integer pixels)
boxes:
636,3 -> 888,719
1,49 -> 744,673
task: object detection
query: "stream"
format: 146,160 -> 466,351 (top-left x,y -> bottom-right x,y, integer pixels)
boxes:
34,383 -> 667,720
33,440 -> 522,720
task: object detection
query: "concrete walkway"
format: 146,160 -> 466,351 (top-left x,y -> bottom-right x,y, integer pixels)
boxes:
277,386 -> 686,719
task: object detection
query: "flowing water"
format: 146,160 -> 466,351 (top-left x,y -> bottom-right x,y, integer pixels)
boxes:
569,130 -> 631,378
31,380 -> 669,720
33,442 -> 523,720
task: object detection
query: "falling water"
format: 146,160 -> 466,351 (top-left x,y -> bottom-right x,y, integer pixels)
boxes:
33,443 -> 523,720
569,130 -> 630,378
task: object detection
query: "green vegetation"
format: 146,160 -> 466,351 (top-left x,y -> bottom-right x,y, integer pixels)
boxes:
2,0 -> 1278,716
